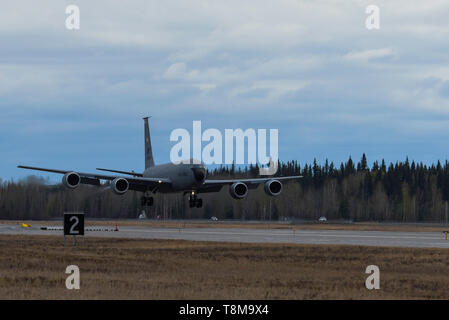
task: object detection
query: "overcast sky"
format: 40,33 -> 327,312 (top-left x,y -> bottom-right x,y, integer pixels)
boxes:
1,0 -> 449,180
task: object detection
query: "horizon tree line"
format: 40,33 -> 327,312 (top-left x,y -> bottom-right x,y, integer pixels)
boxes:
1,154 -> 449,222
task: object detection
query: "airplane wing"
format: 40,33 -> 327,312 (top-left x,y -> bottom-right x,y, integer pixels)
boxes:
95,168 -> 143,177
17,165 -> 171,192
198,176 -> 302,193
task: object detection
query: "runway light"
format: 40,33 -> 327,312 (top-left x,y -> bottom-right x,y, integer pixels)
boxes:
158,180 -> 162,183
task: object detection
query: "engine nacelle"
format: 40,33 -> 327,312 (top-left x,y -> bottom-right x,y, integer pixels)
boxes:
62,172 -> 81,189
111,177 -> 129,195
229,182 -> 248,199
264,179 -> 283,196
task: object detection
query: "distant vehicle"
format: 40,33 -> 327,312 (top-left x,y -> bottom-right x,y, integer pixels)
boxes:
138,211 -> 147,219
318,216 -> 327,222
138,210 -> 147,219
211,216 -> 218,221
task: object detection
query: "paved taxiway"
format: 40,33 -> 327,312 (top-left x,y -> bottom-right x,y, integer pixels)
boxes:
1,223 -> 449,248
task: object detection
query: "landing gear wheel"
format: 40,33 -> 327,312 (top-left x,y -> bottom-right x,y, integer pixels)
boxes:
188,193 -> 203,208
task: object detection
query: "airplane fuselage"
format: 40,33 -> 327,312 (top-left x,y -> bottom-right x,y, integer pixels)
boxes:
144,160 -> 206,192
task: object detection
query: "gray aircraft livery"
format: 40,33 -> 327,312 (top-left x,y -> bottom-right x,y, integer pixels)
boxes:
18,118 -> 302,208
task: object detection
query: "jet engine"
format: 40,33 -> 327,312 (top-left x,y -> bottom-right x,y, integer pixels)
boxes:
264,179 -> 283,196
111,177 -> 129,195
62,172 -> 81,189
229,182 -> 248,199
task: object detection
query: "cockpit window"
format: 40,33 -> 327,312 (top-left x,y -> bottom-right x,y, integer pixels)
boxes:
191,167 -> 206,182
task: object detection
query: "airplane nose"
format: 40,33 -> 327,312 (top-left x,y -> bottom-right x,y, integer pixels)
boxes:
192,168 -> 206,183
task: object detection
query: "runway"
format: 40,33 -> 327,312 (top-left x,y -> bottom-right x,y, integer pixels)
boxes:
1,223 -> 449,248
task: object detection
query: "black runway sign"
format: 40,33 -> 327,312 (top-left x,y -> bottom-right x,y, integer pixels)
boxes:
63,212 -> 84,236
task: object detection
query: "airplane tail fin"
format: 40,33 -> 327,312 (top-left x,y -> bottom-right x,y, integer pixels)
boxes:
143,117 -> 155,169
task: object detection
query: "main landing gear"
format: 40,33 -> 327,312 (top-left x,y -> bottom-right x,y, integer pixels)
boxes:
141,194 -> 154,206
189,192 -> 203,208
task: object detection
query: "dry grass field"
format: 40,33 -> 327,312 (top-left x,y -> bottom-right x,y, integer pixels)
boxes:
0,235 -> 448,299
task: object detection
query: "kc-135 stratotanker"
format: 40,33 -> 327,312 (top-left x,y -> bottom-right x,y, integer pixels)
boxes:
18,118 -> 302,208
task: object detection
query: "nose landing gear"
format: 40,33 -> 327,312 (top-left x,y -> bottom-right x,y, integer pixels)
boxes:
189,192 -> 203,208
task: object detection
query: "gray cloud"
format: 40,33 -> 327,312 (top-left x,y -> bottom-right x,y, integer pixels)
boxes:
1,0 -> 449,179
